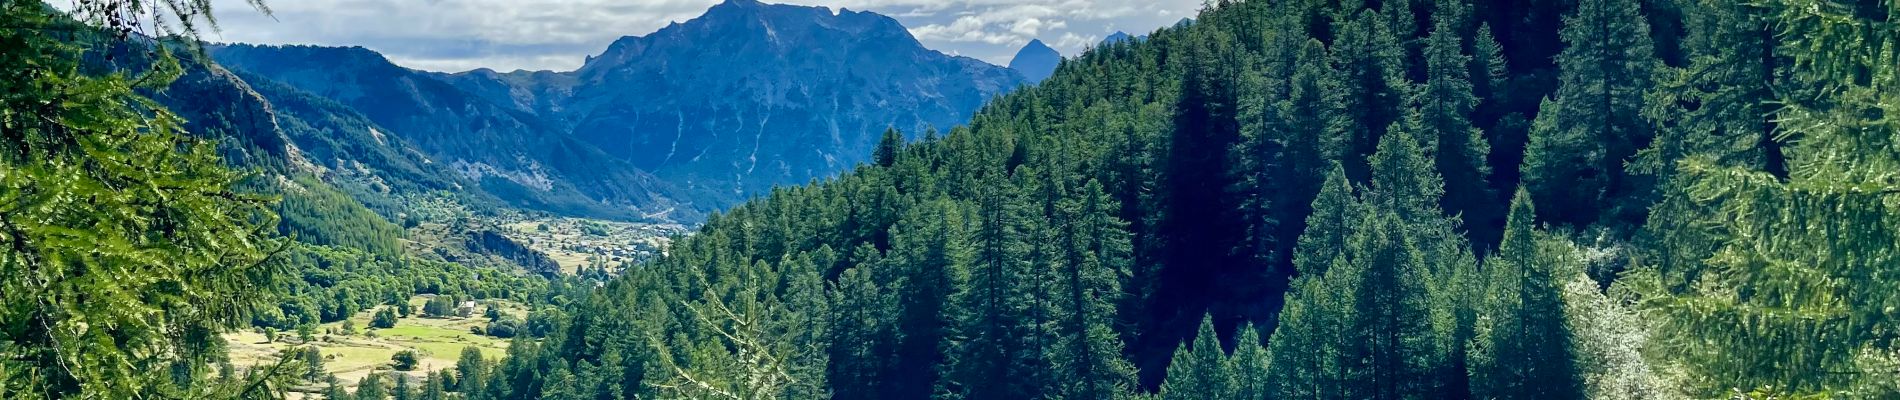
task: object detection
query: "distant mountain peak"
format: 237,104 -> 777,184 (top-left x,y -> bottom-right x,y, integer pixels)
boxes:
1009,38 -> 1061,84
1103,31 -> 1134,45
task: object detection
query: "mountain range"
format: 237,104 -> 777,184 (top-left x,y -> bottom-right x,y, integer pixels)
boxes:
207,0 -> 1026,222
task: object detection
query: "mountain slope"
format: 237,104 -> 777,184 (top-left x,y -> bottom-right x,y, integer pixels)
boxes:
1007,39 -> 1061,83
441,0 -> 1025,208
209,44 -> 697,221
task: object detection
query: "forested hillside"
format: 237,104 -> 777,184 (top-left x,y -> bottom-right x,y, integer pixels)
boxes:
3,0 -> 1896,398
441,0 -> 1898,398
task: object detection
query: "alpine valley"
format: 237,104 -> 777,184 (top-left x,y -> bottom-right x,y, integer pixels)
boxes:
208,0 -> 1028,223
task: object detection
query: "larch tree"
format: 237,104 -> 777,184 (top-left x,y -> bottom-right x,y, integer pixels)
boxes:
1631,0 -> 1900,396
1520,0 -> 1659,228
1159,316 -> 1236,400
1469,190 -> 1586,399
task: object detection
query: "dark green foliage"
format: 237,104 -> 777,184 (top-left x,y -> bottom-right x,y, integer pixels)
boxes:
454,346 -> 488,395
392,350 -> 421,371
1159,317 -> 1234,400
1468,190 -> 1585,399
74,0 -> 1878,398
1417,0 -> 1500,245
371,308 -> 399,329
423,295 -> 456,318
0,1 -> 298,397
356,372 -> 387,400
1520,0 -> 1659,229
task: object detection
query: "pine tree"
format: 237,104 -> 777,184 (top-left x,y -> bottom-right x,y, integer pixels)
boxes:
0,2 -> 286,397
1520,0 -> 1659,228
420,372 -> 448,400
826,267 -> 884,399
1367,124 -> 1445,224
392,374 -> 414,400
1269,167 -> 1356,400
1469,190 -> 1586,399
325,376 -> 355,400
779,252 -> 833,399
1267,257 -> 1354,400
874,128 -> 905,168
1159,316 -> 1235,400
1292,165 -> 1355,277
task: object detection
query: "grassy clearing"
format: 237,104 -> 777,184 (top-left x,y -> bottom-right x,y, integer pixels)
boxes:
225,295 -> 528,388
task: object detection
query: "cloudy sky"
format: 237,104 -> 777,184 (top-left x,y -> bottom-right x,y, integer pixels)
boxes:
196,0 -> 1201,73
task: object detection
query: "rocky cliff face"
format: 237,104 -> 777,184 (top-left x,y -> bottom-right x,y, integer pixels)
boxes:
440,0 -> 1025,208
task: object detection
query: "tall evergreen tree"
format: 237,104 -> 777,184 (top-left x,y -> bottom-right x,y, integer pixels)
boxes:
1520,0 -> 1660,228
1469,190 -> 1586,399
1268,165 -> 1356,400
1634,1 -> 1900,396
0,2 -> 289,397
1049,180 -> 1140,399
1367,124 -> 1445,224
1416,0 -> 1498,244
1267,39 -> 1351,275
1159,316 -> 1235,400
827,265 -> 899,400
356,372 -> 387,400
943,172 -> 1036,399
1340,210 -> 1439,399
455,346 -> 488,396
1328,9 -> 1412,181
1230,323 -> 1271,400
885,200 -> 972,399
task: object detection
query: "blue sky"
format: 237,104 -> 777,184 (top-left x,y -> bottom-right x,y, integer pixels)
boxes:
199,0 -> 1201,73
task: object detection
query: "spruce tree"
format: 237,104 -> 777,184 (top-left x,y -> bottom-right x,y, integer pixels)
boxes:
1469,190 -> 1586,399
1520,0 -> 1659,228
1292,165 -> 1355,277
1269,166 -> 1356,400
392,374 -> 414,400
455,347 -> 487,396
421,372 -> 447,400
1367,124 -> 1445,224
1266,257 -> 1353,400
828,266 -> 898,400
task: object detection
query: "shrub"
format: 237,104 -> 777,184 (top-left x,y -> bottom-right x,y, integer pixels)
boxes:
391,350 -> 420,371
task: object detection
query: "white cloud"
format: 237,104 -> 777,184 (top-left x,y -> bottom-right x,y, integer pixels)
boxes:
202,0 -> 1200,71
